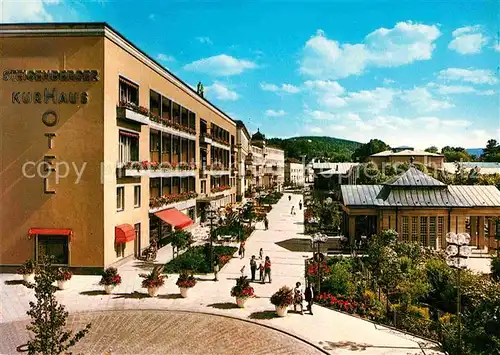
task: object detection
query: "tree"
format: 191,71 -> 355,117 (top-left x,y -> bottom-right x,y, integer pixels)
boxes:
352,139 -> 390,162
170,230 -> 193,258
441,146 -> 475,162
425,146 -> 439,154
481,139 -> 500,162
26,256 -> 91,355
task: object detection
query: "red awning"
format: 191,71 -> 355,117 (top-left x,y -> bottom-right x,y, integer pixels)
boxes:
119,130 -> 139,138
154,208 -> 194,230
28,228 -> 73,241
115,224 -> 136,244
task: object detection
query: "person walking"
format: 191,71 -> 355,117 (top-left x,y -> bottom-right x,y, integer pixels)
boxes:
263,256 -> 272,283
213,259 -> 220,281
250,255 -> 257,281
290,205 -> 295,215
258,261 -> 264,282
240,265 -> 245,277
259,247 -> 263,260
239,241 -> 246,259
264,216 -> 269,230
304,283 -> 314,315
288,195 -> 291,202
299,200 -> 302,210
293,282 -> 304,315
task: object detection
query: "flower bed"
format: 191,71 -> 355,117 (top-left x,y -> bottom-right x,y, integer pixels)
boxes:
150,191 -> 198,209
150,112 -> 196,135
118,101 -> 149,116
211,185 -> 230,193
164,245 -> 237,274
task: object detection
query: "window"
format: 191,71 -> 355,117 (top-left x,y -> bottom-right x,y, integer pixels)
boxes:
438,216 -> 444,248
420,216 -> 428,246
430,217 -> 437,248
117,186 -> 124,211
119,131 -> 139,163
150,90 -> 161,117
37,235 -> 69,265
162,97 -> 172,120
134,185 -> 141,208
411,217 -> 418,243
119,77 -> 138,105
402,216 -> 409,242
150,132 -> 160,152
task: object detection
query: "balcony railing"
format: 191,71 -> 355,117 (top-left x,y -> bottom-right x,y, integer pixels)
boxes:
149,191 -> 198,212
149,113 -> 196,139
117,102 -> 150,125
211,186 -> 231,194
200,132 -> 213,144
119,161 -> 197,177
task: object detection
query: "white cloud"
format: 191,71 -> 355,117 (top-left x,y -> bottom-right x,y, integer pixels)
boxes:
300,21 -> 441,79
184,54 -> 257,76
438,68 -> 498,85
401,87 -> 454,112
156,53 -> 175,62
205,82 -> 239,101
260,82 -> 300,94
309,126 -> 324,134
448,25 -> 488,54
427,83 -> 496,96
494,43 -> 500,52
306,110 -> 338,120
196,36 -> 213,44
265,109 -> 286,117
0,0 -> 60,22
304,80 -> 345,95
330,124 -> 347,131
345,87 -> 398,113
383,78 -> 396,85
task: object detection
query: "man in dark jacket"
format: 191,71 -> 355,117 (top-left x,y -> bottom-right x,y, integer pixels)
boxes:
304,283 -> 314,315
250,255 -> 257,281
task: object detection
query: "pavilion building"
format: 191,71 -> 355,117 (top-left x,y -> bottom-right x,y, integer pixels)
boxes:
341,167 -> 500,250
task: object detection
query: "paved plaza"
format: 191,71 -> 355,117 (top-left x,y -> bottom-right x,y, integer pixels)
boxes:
0,194 -> 442,354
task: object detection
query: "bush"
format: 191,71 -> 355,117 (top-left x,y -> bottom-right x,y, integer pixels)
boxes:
491,257 -> 500,282
321,262 -> 355,297
164,245 -> 237,274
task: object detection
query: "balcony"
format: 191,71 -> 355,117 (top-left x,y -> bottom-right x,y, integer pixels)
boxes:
209,165 -> 230,176
117,102 -> 149,125
118,161 -> 197,178
149,191 -> 198,213
200,133 -> 213,144
211,137 -> 230,150
149,114 -> 196,140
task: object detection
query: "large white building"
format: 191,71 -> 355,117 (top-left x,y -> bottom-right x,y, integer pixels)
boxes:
285,159 -> 305,187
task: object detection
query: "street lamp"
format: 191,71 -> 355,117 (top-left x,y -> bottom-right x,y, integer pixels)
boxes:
311,232 -> 328,293
445,232 -> 472,355
206,205 -> 219,272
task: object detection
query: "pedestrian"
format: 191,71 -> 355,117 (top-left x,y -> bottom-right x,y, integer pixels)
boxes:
259,261 -> 264,282
293,282 -> 304,315
264,216 -> 269,230
213,259 -> 219,281
259,247 -> 263,260
240,265 -> 245,277
304,283 -> 314,315
263,256 -> 272,283
250,255 -> 257,281
288,195 -> 291,202
290,205 -> 295,215
299,200 -> 302,210
239,241 -> 246,259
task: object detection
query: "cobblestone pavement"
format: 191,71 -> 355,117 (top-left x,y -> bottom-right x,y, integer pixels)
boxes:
0,310 -> 323,355
0,193 -> 442,355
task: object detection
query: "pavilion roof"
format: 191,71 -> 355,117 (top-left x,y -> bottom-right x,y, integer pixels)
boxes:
383,167 -> 445,187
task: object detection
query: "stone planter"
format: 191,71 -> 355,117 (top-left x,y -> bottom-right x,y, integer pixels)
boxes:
179,287 -> 189,298
236,297 -> 247,308
275,305 -> 288,317
57,280 -> 68,290
104,285 -> 115,294
23,273 -> 35,284
148,286 -> 159,297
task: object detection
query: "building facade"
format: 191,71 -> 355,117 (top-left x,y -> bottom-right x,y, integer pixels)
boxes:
0,23 -> 238,270
235,120 -> 251,201
341,167 -> 500,250
369,148 -> 444,170
284,159 -> 305,187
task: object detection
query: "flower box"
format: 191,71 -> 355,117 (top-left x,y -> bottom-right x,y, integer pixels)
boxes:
117,104 -> 149,125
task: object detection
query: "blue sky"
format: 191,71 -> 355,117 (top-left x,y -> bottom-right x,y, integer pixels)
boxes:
2,0 -> 499,148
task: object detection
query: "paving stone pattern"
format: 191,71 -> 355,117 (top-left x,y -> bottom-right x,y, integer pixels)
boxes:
0,310 -> 322,355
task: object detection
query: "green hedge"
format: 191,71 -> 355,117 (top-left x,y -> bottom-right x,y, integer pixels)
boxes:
164,245 -> 237,274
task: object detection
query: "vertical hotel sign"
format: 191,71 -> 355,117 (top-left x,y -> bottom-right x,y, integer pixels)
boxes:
4,69 -> 99,193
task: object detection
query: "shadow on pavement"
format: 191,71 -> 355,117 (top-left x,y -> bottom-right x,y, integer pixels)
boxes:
129,262 -> 165,271
4,279 -> 25,286
206,302 -> 239,310
276,239 -> 312,252
158,293 -> 183,299
80,290 -> 107,296
194,277 -> 215,282
112,291 -> 150,299
248,310 -> 279,320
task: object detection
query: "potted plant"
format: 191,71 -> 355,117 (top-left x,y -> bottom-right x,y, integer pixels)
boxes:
18,259 -> 37,284
270,286 -> 294,317
176,270 -> 196,298
99,267 -> 122,294
230,276 -> 255,308
55,267 -> 72,290
140,265 -> 166,297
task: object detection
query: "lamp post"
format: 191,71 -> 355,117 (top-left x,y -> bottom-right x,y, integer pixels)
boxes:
445,232 -> 472,355
206,205 -> 218,272
311,232 -> 328,293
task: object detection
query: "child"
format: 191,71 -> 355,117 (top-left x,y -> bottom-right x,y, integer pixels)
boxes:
259,248 -> 263,260
258,262 -> 264,282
